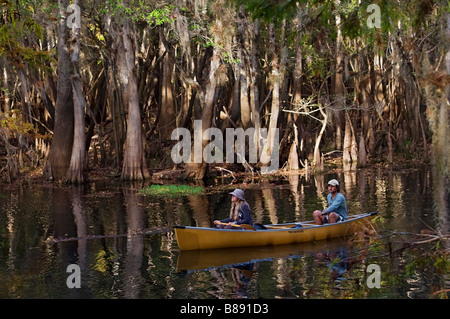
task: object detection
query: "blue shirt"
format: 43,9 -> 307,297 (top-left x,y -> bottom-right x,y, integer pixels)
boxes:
324,193 -> 347,220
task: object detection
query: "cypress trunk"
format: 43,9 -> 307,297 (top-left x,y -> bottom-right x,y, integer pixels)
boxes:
116,12 -> 149,181
44,0 -> 74,181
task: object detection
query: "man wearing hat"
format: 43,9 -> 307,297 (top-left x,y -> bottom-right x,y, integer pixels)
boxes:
214,189 -> 253,229
313,179 -> 348,225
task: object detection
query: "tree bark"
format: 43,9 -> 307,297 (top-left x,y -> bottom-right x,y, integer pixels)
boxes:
422,11 -> 450,233
260,23 -> 282,172
115,7 -> 150,181
159,32 -> 176,139
250,19 -> 261,157
17,68 -> 32,124
237,6 -> 251,129
287,5 -> 304,170
333,0 -> 345,150
313,102 -> 327,172
181,30 -> 222,180
44,0 -> 74,181
287,122 -> 299,170
67,0 -> 87,183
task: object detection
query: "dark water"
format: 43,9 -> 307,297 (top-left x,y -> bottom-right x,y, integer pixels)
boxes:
0,167 -> 448,299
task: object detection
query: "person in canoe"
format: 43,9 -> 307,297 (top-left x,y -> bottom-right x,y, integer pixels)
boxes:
214,189 -> 253,229
313,179 -> 348,225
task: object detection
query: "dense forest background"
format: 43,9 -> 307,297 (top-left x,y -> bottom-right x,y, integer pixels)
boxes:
0,0 -> 448,185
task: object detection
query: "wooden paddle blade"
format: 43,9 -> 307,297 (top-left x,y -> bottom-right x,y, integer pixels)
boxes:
237,223 -> 256,230
215,222 -> 256,230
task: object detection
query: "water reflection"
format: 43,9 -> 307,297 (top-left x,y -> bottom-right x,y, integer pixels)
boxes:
176,244 -> 305,272
123,187 -> 145,299
230,264 -> 254,299
176,241 -> 356,299
312,245 -> 350,287
0,167 -> 447,298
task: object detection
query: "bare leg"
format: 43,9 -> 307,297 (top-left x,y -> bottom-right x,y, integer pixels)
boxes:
313,210 -> 325,225
328,212 -> 339,223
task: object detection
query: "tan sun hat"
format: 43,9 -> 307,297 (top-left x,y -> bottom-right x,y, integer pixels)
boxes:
328,179 -> 339,186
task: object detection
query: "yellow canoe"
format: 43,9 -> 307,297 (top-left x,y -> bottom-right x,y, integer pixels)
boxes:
174,212 -> 378,251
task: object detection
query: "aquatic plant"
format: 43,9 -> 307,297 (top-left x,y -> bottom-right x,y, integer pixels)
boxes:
139,184 -> 205,197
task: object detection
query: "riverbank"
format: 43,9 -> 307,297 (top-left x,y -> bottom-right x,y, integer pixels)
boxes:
2,151 -> 431,188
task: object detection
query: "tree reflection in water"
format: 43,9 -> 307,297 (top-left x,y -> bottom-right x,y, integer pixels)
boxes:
0,168 -> 447,298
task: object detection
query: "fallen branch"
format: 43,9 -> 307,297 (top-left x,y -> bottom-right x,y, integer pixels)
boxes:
45,227 -> 171,244
218,166 -> 237,182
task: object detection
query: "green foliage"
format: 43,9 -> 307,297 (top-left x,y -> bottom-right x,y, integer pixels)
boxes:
92,249 -> 117,273
143,5 -> 174,25
203,39 -> 240,64
404,241 -> 449,283
0,0 -> 52,69
104,0 -> 174,26
0,111 -> 34,136
234,0 -> 300,24
139,184 -> 205,197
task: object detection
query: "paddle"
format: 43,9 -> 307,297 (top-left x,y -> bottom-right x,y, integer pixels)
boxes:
215,222 -> 256,230
264,224 -> 304,229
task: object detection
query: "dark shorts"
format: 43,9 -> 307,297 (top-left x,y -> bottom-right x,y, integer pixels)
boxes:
324,214 -> 345,223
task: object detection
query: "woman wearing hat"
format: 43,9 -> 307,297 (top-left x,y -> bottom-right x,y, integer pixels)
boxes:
313,179 -> 348,225
214,189 -> 253,229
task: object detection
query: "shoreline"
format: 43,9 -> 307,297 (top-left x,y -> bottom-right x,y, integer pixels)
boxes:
1,154 -> 431,189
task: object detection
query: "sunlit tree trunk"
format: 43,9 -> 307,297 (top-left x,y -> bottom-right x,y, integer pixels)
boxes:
2,66 -> 11,114
195,47 -> 221,179
287,122 -> 299,170
115,3 -> 150,181
67,0 -> 87,183
180,13 -> 226,180
17,68 -> 32,124
181,35 -> 222,180
237,6 -> 251,130
249,19 -> 261,156
343,112 -> 351,168
159,30 -> 176,139
197,44 -> 221,179
313,102 -> 327,172
333,0 -> 345,151
261,23 -> 282,172
288,5 -> 304,170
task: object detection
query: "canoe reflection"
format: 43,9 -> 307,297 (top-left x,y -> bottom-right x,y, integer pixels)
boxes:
230,264 -> 254,299
176,240 -> 349,273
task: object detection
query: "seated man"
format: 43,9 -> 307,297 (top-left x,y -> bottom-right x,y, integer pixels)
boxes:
313,179 -> 347,225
